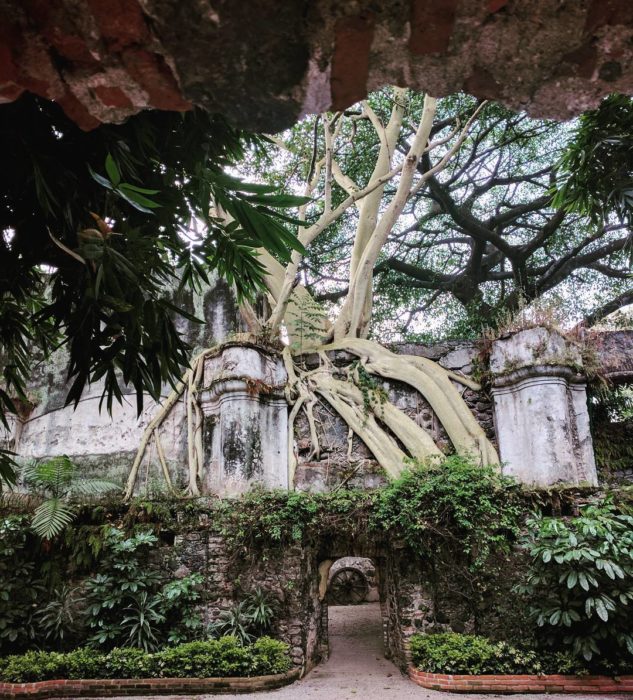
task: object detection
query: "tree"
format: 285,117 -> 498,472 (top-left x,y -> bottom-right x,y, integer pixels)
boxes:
249,95 -> 631,341
126,87 -> 499,497
0,94 -> 306,486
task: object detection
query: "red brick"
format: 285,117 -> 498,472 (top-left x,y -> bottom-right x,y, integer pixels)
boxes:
121,48 -> 191,111
330,13 -> 375,110
85,0 -> 150,51
409,0 -> 458,55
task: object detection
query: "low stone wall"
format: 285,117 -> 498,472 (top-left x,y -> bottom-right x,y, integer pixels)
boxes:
0,669 -> 301,699
408,668 -> 633,694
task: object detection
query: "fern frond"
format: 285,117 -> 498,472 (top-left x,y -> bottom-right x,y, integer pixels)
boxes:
70,479 -> 121,498
31,497 -> 76,539
23,456 -> 74,497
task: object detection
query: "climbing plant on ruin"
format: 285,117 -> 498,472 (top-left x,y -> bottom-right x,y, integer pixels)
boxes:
126,88 -> 499,497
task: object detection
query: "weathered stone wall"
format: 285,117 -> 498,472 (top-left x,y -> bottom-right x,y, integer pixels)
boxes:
294,341 -> 494,492
3,0 -> 633,132
173,528 -> 318,669
6,276 -> 243,492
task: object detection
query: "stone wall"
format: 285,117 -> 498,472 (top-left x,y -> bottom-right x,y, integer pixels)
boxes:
3,0 -> 633,133
294,341 -> 494,492
4,276 -> 243,492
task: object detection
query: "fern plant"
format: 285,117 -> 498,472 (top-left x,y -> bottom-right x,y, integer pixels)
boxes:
22,456 -> 119,539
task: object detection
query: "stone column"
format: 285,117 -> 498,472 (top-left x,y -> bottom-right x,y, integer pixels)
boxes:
198,343 -> 288,497
490,327 -> 597,486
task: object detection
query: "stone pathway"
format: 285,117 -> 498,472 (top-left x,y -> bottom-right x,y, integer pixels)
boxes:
68,603 -> 631,700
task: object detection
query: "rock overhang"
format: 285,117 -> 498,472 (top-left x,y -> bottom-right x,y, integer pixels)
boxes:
1,0 -> 633,132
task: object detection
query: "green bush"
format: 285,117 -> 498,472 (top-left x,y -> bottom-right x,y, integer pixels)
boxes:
373,456 -> 521,628
64,647 -> 107,679
104,647 -> 153,678
517,500 -> 633,663
0,516 -> 46,653
0,637 -> 292,682
0,650 -> 69,683
409,633 -> 585,675
155,637 -> 291,677
83,527 -> 203,650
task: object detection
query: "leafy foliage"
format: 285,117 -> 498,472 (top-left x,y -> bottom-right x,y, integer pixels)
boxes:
373,457 -> 520,565
553,94 -> 633,229
0,636 -> 292,682
83,527 -> 203,651
0,94 -> 308,487
0,516 -> 44,652
517,501 -> 633,663
409,632 -> 586,675
373,457 -> 522,629
34,584 -> 86,650
22,455 -> 119,539
208,588 -> 277,644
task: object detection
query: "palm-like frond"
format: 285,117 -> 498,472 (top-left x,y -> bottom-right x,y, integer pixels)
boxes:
24,456 -> 121,538
23,456 -> 74,497
30,497 -> 75,539
69,478 -> 120,498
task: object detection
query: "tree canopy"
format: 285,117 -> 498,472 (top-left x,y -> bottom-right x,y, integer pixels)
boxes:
0,94 -> 306,486
243,92 -> 632,341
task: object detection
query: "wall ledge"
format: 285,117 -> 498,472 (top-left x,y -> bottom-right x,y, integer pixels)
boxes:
408,667 -> 633,694
0,668 -> 301,698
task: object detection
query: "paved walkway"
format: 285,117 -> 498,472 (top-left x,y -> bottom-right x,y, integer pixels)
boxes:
68,603 -> 631,700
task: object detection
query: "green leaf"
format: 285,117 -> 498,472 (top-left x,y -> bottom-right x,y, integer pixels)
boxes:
88,166 -> 114,191
114,187 -> 158,214
105,154 -> 121,187
31,498 -> 76,539
117,184 -> 161,209
595,598 -> 609,622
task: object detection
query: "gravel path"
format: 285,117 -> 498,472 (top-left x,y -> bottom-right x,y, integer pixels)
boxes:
65,603 -> 631,700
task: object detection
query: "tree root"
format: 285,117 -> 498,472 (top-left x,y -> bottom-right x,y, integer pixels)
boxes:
124,347 -> 216,500
126,338 -> 497,497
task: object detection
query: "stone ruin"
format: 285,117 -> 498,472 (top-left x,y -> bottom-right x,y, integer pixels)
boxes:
3,281 -> 632,674
3,280 -> 632,494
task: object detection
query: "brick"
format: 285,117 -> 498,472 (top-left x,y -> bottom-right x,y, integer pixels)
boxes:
409,0 -> 458,55
330,13 -> 374,110
121,48 -> 191,112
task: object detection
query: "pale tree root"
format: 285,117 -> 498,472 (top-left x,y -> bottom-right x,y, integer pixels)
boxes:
124,347 -> 217,500
320,338 -> 499,467
127,335 -> 497,498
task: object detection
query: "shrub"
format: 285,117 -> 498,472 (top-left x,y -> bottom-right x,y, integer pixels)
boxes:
517,500 -> 633,663
409,633 -> 586,676
156,636 -> 291,677
105,647 -> 154,678
0,650 -> 68,683
373,456 -> 522,629
0,637 -> 292,682
83,527 -> 203,650
64,647 -> 106,679
0,516 -> 46,653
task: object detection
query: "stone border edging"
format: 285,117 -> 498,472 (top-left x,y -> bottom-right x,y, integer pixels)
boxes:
0,668 -> 301,699
408,667 -> 633,693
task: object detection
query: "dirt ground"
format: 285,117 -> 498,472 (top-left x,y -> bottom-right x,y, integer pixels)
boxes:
66,603 -> 631,700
